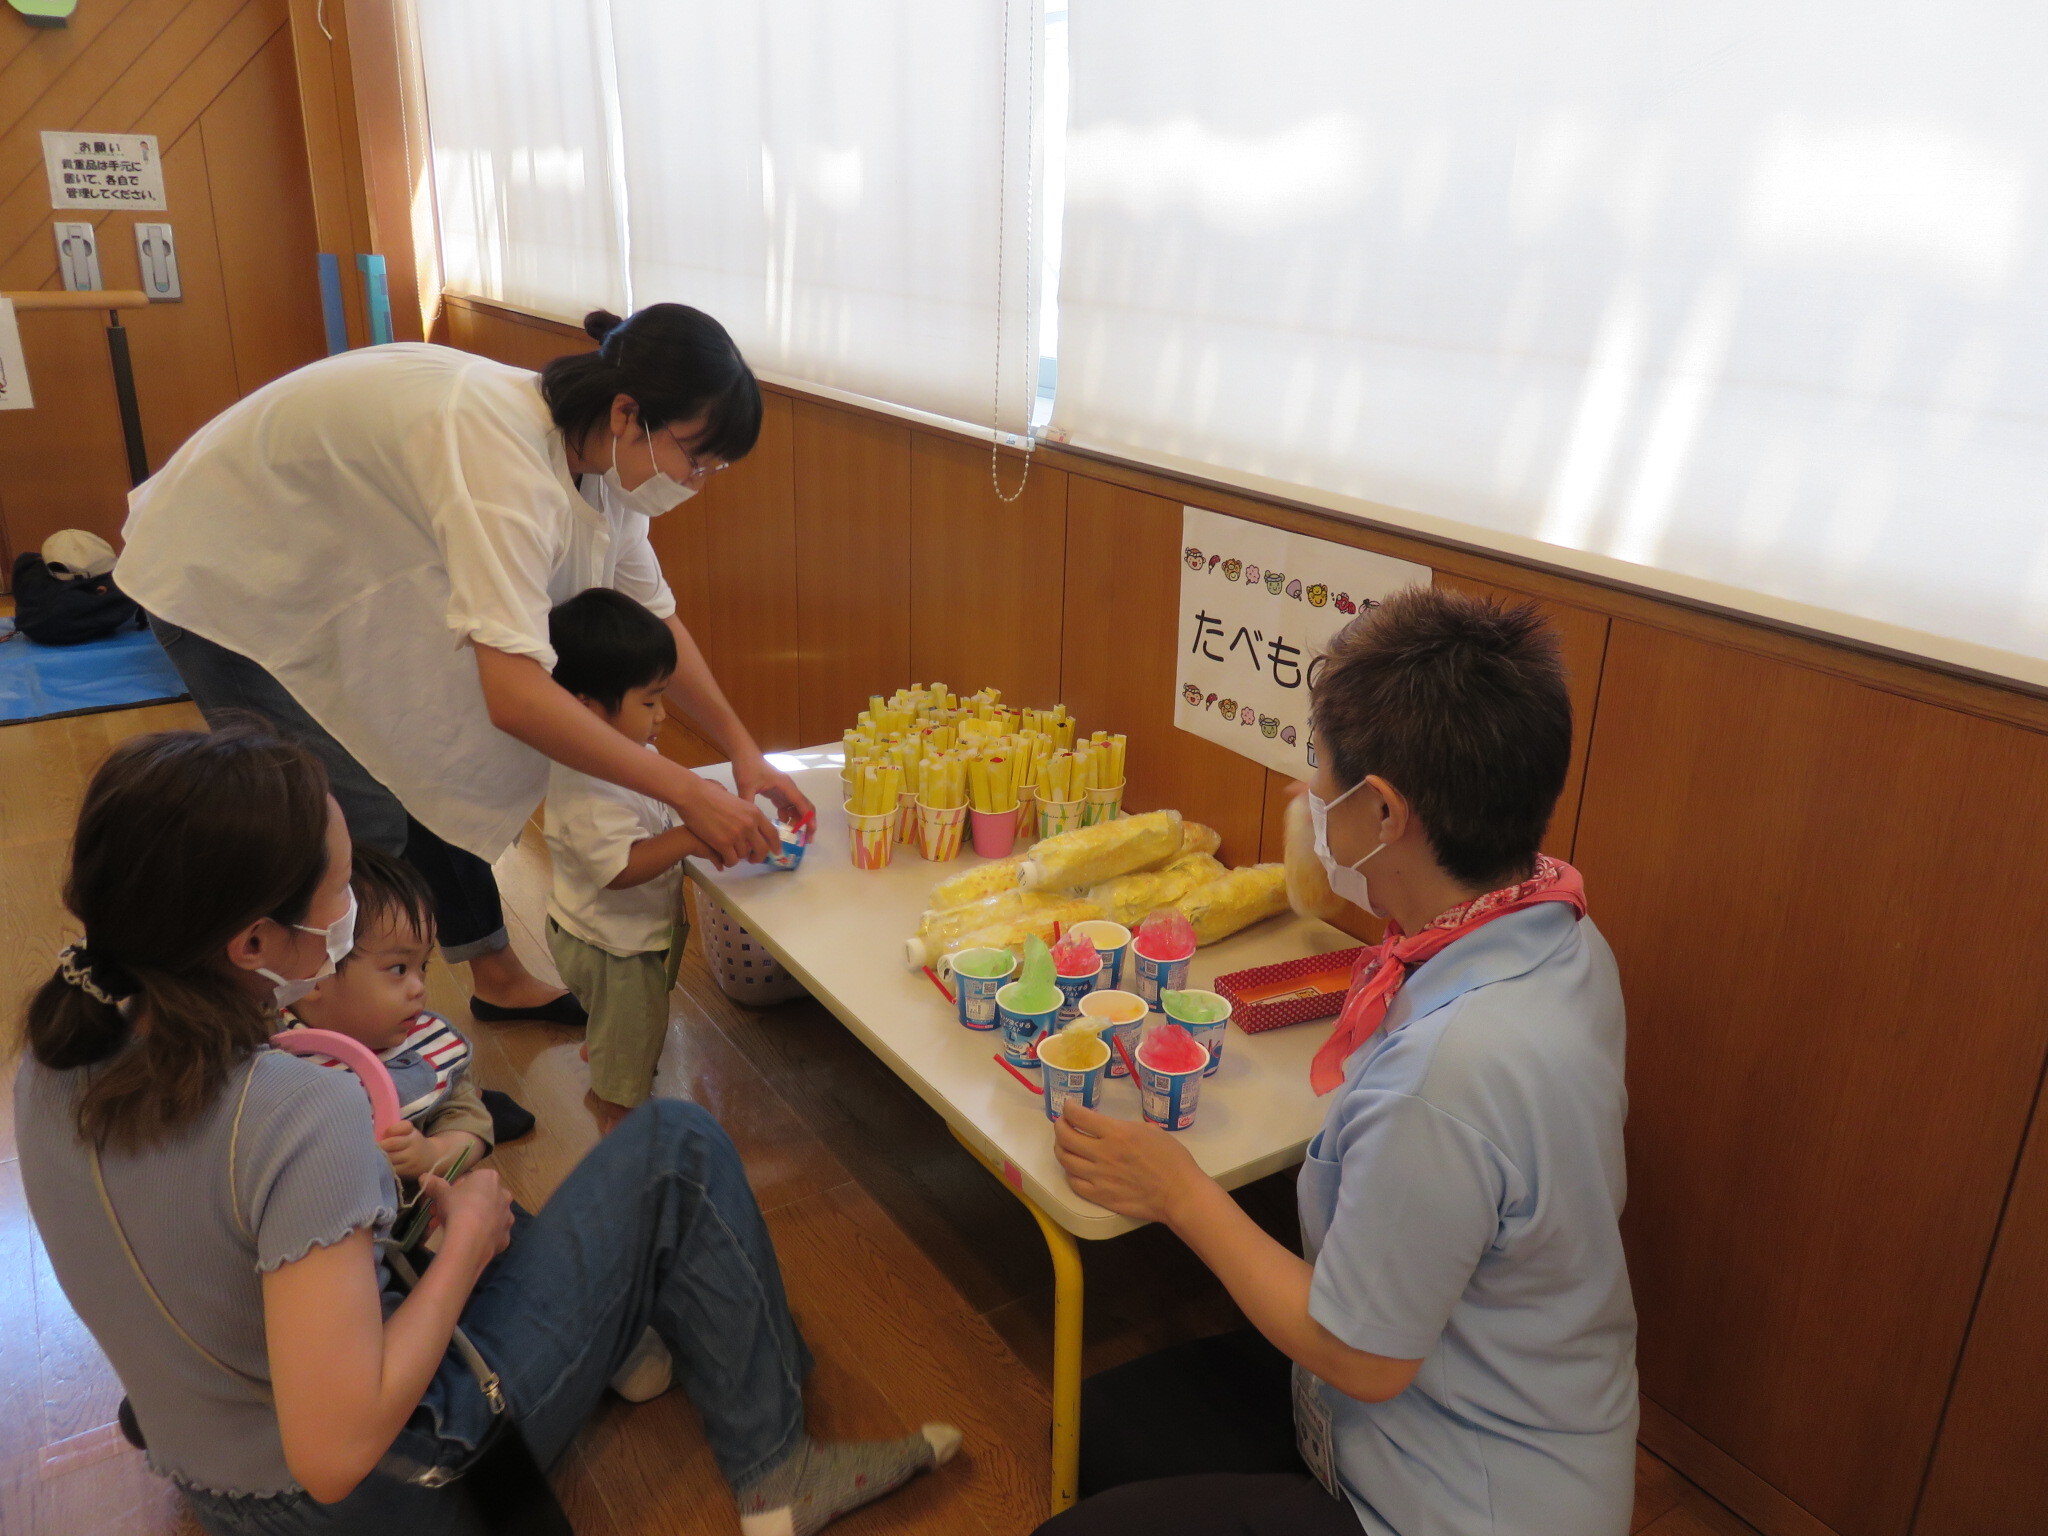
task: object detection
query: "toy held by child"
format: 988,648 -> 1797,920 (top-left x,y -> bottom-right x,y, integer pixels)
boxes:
283,846 -> 494,1180
544,589 -> 714,1132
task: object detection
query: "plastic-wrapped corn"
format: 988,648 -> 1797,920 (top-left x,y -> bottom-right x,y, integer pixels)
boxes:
1180,821 -> 1222,858
1174,864 -> 1290,946
913,888 -> 1062,946
927,854 -> 1028,911
905,895 -> 1106,969
1087,851 -> 1228,928
1020,809 -> 1184,891
1282,793 -> 1350,924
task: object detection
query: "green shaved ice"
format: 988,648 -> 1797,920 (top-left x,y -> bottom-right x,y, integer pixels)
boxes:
1019,934 -> 1055,995
1163,990 -> 1228,1023
1010,982 -> 1061,1014
953,950 -> 1013,979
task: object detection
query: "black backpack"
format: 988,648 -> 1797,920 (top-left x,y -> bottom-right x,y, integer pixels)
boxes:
10,551 -> 145,646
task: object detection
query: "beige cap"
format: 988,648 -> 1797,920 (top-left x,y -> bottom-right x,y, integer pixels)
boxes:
41,529 -> 116,580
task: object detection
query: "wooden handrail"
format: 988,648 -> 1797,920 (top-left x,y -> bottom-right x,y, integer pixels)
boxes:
3,289 -> 149,312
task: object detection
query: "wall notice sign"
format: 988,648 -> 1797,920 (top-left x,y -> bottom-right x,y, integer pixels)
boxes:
1175,506 -> 1430,780
0,298 -> 32,411
42,131 -> 167,210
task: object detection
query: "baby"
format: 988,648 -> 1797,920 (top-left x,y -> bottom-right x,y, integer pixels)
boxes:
287,845 -> 494,1179
543,588 -> 713,1131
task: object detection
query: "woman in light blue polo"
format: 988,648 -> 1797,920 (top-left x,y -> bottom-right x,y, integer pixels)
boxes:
1041,587 -> 1638,1536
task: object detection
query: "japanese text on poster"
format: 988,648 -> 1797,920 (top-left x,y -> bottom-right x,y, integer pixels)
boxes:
1175,506 -> 1430,779
42,131 -> 166,211
0,299 -> 31,412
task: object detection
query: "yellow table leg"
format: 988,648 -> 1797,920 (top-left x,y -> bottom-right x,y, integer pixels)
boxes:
950,1128 -> 1086,1515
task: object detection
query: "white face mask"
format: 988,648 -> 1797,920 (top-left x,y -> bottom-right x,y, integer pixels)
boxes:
601,422 -> 697,516
258,889 -> 358,1010
1309,779 -> 1390,919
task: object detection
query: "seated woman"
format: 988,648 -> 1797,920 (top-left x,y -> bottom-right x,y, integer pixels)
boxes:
15,725 -> 958,1536
1040,587 -> 1637,1536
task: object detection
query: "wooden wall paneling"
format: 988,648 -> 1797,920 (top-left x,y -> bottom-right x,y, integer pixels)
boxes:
1060,475 -> 1267,865
0,0 -> 304,559
1574,621 -> 2048,1536
285,0 -> 372,345
200,27 -> 327,392
340,0 -> 436,338
1432,573 -> 1611,861
439,293 -> 582,370
907,434 -> 1067,707
652,392 -> 802,753
1912,1082 -> 2048,1536
791,398 -> 912,745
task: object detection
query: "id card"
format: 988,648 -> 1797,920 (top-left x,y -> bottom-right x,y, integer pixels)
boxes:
1292,1362 -> 1341,1499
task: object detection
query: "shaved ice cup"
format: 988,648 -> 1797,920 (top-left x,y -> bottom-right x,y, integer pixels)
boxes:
844,802 -> 896,870
1072,919 -> 1131,991
1137,1033 -> 1210,1131
916,800 -> 968,861
1132,942 -> 1194,1012
1037,796 -> 1085,840
940,946 -> 1015,1030
1163,989 -> 1233,1077
1079,989 -> 1148,1079
1038,1030 -> 1110,1121
1052,952 -> 1103,1026
997,982 -> 1062,1070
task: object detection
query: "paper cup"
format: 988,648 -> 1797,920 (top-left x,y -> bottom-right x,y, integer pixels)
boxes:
1079,990 -> 1148,1079
1132,944 -> 1195,1011
1053,955 -> 1104,1025
764,819 -> 811,871
1162,988 -> 1233,1077
1083,782 -> 1125,827
844,802 -> 896,870
1038,796 -> 1085,840
940,946 -> 1015,1031
895,788 -> 920,845
1137,1035 -> 1210,1131
996,982 -> 1062,1070
1038,1031 -> 1111,1121
1016,784 -> 1037,839
1071,919 -> 1131,991
916,800 -> 968,861
969,804 -> 1022,858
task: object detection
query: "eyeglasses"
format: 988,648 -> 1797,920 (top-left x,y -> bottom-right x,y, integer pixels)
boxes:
659,426 -> 730,481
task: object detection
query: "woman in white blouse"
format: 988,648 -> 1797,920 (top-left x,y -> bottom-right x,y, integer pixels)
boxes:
119,305 -> 813,1025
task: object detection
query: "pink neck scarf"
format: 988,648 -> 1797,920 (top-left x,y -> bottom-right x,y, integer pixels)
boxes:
1310,855 -> 1588,1095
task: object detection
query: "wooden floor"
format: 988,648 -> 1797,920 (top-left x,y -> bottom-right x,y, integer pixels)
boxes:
0,699 -> 1763,1536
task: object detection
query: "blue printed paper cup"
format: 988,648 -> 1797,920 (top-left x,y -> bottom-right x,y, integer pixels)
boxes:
1137,1036 -> 1210,1131
1071,920 -> 1131,991
1079,990 -> 1148,1079
1053,957 -> 1103,1025
940,947 -> 1015,1031
997,982 -> 1062,1070
1163,989 -> 1233,1077
1132,946 -> 1194,1011
1038,1031 -> 1110,1121
765,824 -> 810,871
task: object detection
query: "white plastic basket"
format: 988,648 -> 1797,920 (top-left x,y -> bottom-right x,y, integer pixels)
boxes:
692,886 -> 808,1006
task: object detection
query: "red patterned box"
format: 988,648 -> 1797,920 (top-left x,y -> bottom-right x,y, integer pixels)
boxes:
1213,947 -> 1369,1034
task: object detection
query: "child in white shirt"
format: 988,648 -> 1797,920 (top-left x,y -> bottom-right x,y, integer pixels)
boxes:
543,588 -> 713,1130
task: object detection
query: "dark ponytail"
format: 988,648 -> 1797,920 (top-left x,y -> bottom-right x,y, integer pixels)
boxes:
540,303 -> 763,464
22,725 -> 332,1150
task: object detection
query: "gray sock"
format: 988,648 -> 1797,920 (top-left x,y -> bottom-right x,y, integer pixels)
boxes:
736,1424 -> 962,1536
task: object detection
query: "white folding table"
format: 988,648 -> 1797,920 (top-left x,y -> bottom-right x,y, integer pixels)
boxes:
684,748 -> 1358,1514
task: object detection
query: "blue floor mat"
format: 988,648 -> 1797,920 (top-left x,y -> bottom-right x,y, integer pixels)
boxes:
0,618 -> 189,725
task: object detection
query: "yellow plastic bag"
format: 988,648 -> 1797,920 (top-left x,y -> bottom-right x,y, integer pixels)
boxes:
1087,851 -> 1227,928
927,854 -> 1028,911
1020,809 -> 1183,891
908,896 -> 1107,969
1181,821 -> 1222,858
1175,864 -> 1290,946
1282,793 -> 1349,924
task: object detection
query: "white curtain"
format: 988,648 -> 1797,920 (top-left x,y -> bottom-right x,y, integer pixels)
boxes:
609,0 -> 1042,434
1054,0 -> 2048,670
417,0 -> 1042,437
415,0 -> 628,316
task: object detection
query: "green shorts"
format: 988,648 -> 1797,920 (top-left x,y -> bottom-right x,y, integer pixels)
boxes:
547,917 -> 685,1109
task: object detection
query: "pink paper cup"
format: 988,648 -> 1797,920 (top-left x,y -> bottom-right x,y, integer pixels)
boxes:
969,804 -> 1021,858
916,801 -> 968,861
1136,1035 -> 1210,1131
844,801 -> 897,870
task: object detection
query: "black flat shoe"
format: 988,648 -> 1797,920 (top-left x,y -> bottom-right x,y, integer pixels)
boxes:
482,1088 -> 537,1143
469,992 -> 589,1028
